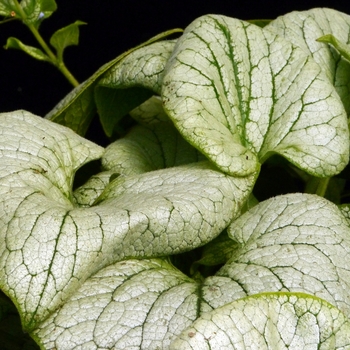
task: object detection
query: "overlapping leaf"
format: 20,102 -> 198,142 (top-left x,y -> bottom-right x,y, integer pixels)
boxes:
45,29 -> 181,136
101,121 -> 206,176
162,15 -> 349,177
129,95 -> 171,125
95,39 -> 177,137
0,111 -> 252,331
224,193 -> 350,317
170,292 -> 350,349
32,193 -> 350,349
265,8 -> 350,115
33,259 -> 200,349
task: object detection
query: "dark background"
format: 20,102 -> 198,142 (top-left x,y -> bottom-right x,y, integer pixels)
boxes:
0,0 -> 349,140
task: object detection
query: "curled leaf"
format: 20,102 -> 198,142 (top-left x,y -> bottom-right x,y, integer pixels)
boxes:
0,111 -> 253,331
5,37 -> 50,61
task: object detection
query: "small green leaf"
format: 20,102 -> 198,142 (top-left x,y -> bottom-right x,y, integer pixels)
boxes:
20,0 -> 57,26
317,34 -> 350,63
4,36 -> 50,61
49,20 -> 86,61
246,18 -> 272,27
45,28 -> 182,136
0,0 -> 17,17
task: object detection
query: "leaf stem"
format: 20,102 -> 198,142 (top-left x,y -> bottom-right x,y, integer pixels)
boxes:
13,0 -> 79,87
315,177 -> 330,197
305,176 -> 330,197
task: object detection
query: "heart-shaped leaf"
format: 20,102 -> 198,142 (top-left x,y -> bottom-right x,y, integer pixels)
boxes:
162,15 -> 349,177
0,111 -> 253,331
224,193 -> 350,317
265,8 -> 350,115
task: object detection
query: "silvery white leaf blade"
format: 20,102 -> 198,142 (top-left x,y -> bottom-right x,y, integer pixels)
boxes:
169,292 -> 350,350
225,193 -> 350,317
162,15 -> 349,177
98,39 -> 177,95
45,30 -> 180,136
96,40 -> 177,136
73,170 -> 113,207
32,258 -> 200,350
94,161 -> 256,259
32,258 -> 247,350
0,111 -> 254,330
31,194 -> 350,349
102,122 -> 206,176
264,8 -> 350,115
130,95 -> 171,125
0,111 -> 104,330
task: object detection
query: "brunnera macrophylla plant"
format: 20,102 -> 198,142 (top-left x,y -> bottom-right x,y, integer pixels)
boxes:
2,3 -> 350,350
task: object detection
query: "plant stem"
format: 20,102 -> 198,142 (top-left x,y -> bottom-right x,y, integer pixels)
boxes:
305,176 -> 330,197
315,177 -> 330,197
13,0 -> 79,87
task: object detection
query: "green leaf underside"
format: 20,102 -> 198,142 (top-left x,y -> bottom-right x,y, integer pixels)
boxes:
161,14 -> 349,177
45,29 -> 182,136
5,37 -> 50,61
96,40 -> 177,137
317,34 -> 350,63
0,111 -> 253,331
265,8 -> 350,116
95,86 -> 153,138
246,18 -> 272,27
49,20 -> 86,60
191,230 -> 238,270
